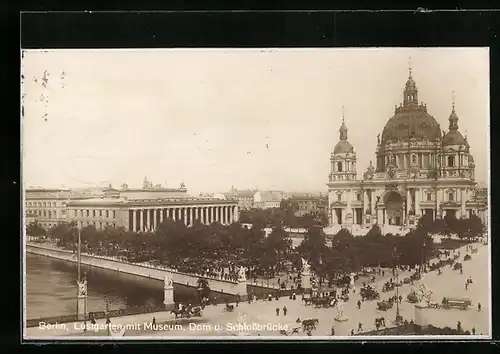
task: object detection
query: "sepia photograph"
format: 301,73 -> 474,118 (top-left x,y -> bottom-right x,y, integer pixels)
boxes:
21,48 -> 490,340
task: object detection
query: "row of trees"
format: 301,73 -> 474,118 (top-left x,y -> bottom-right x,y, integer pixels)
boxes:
239,206 -> 329,230
26,211 -> 485,279
416,212 -> 485,240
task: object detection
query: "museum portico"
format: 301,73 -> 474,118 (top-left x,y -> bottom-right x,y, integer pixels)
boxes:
327,66 -> 487,228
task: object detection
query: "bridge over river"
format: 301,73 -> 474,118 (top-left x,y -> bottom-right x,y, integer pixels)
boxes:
27,243 -> 248,297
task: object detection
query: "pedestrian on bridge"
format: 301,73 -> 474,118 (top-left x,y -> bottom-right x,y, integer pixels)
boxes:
358,322 -> 363,332
276,307 -> 280,316
283,306 -> 287,316
357,300 -> 361,309
478,302 -> 482,311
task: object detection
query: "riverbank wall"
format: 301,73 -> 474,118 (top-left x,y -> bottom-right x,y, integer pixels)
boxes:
26,243 -> 247,297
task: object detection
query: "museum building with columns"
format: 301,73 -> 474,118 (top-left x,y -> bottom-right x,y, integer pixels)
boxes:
66,183 -> 239,232
327,67 -> 487,228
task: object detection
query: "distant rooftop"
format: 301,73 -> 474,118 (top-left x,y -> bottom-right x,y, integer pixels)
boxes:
67,196 -> 238,207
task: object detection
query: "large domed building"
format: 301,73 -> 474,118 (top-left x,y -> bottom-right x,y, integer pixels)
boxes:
327,66 -> 487,229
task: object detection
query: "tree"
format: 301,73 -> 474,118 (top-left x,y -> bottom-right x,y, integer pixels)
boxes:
265,226 -> 292,256
431,218 -> 445,235
457,215 -> 485,240
443,212 -> 459,235
26,221 -> 46,237
365,225 -> 383,240
331,228 -> 361,273
50,221 -> 78,248
416,213 -> 434,234
297,226 -> 329,274
468,214 -> 486,238
81,225 -> 100,249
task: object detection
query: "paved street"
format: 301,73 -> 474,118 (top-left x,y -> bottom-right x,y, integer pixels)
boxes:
25,242 -> 489,339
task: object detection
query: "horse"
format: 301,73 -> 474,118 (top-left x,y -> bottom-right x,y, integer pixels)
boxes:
170,309 -> 186,319
302,319 -> 319,331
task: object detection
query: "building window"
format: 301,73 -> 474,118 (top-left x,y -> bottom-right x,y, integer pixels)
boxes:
48,211 -> 52,218
99,210 -> 102,217
449,192 -> 454,201
112,210 -> 116,218
448,156 -> 455,167
86,210 -> 90,217
356,193 -> 361,201
93,210 -> 96,217
106,210 -> 109,218
337,162 -> 343,172
337,194 -> 342,202
427,193 -> 432,201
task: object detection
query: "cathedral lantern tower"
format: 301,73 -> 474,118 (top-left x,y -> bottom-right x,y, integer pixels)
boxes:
439,92 -> 474,218
440,91 -> 471,179
329,108 -> 357,183
328,107 -> 358,226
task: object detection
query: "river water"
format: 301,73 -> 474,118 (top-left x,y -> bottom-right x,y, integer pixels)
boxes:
25,253 -> 199,320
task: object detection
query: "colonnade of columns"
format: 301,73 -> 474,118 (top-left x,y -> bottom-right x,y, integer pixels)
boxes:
129,205 -> 239,232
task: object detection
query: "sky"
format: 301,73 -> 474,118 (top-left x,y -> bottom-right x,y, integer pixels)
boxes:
21,48 -> 490,195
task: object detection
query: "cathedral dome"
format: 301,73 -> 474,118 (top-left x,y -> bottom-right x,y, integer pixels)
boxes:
334,140 -> 354,154
381,108 -> 442,143
333,113 -> 354,154
442,129 -> 466,146
442,103 -> 466,146
381,68 -> 441,143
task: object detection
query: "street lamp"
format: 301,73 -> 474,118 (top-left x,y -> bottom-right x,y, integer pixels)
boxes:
421,239 -> 426,273
393,246 -> 403,325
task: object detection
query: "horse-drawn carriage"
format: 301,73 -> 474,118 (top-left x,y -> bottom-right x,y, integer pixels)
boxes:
223,303 -> 235,312
377,300 -> 394,311
360,286 -> 380,300
410,273 -> 421,281
382,282 -> 395,292
442,297 -> 471,310
453,262 -> 463,271
171,305 -> 203,319
403,277 -> 411,284
313,297 -> 332,308
464,254 -> 472,261
279,322 -> 302,336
